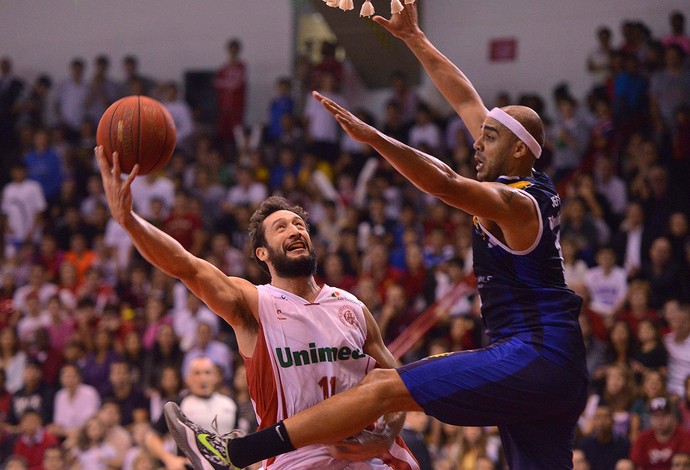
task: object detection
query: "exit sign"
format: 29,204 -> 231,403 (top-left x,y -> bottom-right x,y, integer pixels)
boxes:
489,38 -> 518,62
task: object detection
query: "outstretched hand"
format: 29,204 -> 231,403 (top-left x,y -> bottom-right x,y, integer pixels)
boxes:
94,145 -> 140,227
372,2 -> 422,42
327,427 -> 393,462
312,91 -> 378,145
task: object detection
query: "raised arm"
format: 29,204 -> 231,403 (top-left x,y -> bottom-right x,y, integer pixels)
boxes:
95,147 -> 258,348
313,93 -> 536,236
373,4 -> 488,140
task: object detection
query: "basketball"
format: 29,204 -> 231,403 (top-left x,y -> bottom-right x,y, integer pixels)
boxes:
96,95 -> 177,175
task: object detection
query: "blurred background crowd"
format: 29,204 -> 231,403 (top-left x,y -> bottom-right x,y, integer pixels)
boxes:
0,8 -> 690,470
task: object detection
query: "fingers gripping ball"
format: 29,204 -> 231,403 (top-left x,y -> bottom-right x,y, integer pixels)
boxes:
96,95 -> 177,175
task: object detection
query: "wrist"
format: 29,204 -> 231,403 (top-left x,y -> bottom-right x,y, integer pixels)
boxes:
403,29 -> 426,46
120,210 -> 138,230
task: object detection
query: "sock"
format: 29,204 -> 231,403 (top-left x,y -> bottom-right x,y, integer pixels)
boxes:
227,421 -> 296,468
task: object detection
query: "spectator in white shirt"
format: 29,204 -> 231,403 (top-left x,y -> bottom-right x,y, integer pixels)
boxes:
161,81 -> 195,156
145,357 -> 237,469
408,102 -> 443,157
12,264 -> 58,314
103,217 -> 134,273
1,164 -> 46,257
224,165 -> 267,211
130,172 -> 175,219
663,301 -> 690,398
584,246 -> 629,325
303,71 -> 346,164
67,416 -> 117,470
594,156 -> 628,222
562,236 -> 589,288
80,175 -> 108,221
54,58 -> 89,142
0,328 -> 27,394
49,363 -> 101,440
16,294 -> 50,344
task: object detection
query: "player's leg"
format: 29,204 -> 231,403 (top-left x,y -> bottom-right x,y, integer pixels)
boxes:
499,416 -> 582,470
399,338 -> 588,469
397,337 -> 587,426
283,368 -> 422,447
165,368 -> 421,469
166,338 -> 587,469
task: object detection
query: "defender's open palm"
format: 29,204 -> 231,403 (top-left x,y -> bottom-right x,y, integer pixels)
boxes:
372,2 -> 421,41
328,428 -> 392,462
313,91 -> 378,145
95,145 -> 139,226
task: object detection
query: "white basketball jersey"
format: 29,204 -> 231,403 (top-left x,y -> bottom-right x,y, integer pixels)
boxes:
244,284 -> 418,470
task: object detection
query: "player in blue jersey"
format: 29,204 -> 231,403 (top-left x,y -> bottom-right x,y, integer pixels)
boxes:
165,3 -> 588,469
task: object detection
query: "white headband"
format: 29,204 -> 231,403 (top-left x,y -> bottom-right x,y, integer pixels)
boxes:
487,107 -> 542,159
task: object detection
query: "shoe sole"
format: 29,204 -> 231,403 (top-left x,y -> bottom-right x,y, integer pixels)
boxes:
164,402 -> 216,470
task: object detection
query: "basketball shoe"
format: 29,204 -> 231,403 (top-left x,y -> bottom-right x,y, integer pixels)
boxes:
164,401 -> 243,470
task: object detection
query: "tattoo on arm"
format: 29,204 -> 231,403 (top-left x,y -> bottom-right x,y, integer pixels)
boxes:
498,187 -> 515,204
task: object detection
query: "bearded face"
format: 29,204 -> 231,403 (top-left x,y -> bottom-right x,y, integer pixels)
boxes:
265,243 -> 317,278
259,209 -> 317,278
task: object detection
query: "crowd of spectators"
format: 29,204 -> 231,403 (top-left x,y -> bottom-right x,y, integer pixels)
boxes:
0,9 -> 690,470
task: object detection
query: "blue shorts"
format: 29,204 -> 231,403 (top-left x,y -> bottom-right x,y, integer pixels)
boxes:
397,337 -> 588,469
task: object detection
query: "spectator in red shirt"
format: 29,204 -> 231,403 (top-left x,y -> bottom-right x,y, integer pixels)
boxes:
163,191 -> 204,256
11,409 -> 58,470
214,38 -> 246,144
630,396 -> 690,470
399,243 -> 429,307
661,11 -> 690,55
617,279 -> 661,335
310,41 -> 343,92
33,235 -> 63,284
0,369 -> 12,424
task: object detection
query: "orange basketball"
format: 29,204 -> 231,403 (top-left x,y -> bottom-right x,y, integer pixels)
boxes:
96,95 -> 177,175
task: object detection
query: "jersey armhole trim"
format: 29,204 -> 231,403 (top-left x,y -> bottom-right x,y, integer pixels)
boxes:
475,190 -> 543,256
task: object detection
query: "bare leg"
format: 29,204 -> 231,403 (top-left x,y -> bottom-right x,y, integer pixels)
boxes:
283,369 -> 423,447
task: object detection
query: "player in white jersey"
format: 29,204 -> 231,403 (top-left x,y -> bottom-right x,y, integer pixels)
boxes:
250,283 -> 415,469
95,146 -> 418,470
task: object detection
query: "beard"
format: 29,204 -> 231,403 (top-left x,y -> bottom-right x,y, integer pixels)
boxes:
266,244 -> 317,278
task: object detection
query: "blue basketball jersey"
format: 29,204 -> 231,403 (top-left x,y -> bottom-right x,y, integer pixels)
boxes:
471,171 -> 587,378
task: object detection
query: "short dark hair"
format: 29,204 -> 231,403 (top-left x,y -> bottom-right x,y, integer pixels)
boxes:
20,408 -> 41,421
227,38 -> 242,51
37,74 -> 52,88
60,362 -> 82,377
248,196 -> 309,274
10,162 -> 27,172
76,298 -> 95,310
597,26 -> 611,37
123,55 -> 138,66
